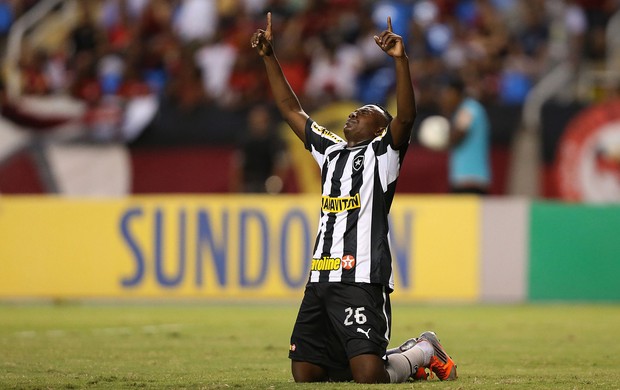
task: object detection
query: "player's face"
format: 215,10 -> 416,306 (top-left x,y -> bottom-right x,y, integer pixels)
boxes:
343,105 -> 388,145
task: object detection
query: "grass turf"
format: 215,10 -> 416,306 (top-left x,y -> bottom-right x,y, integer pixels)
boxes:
0,303 -> 619,389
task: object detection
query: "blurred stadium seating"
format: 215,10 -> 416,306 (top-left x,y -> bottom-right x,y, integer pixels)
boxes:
0,0 -> 619,200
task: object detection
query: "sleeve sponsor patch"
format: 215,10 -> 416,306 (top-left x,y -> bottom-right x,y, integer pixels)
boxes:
311,121 -> 345,144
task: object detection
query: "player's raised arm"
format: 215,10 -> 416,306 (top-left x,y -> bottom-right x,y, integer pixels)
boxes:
251,12 -> 308,143
374,17 -> 416,148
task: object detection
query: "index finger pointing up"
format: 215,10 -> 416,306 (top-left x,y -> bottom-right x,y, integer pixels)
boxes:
387,16 -> 393,32
267,12 -> 272,34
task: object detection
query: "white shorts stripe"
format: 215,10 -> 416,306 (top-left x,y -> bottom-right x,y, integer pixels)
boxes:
382,287 -> 390,342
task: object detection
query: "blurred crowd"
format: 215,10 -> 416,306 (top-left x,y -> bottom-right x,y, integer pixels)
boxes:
4,0 -> 619,115
0,0 -> 619,196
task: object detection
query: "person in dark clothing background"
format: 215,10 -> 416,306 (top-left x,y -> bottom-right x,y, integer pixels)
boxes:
231,104 -> 288,193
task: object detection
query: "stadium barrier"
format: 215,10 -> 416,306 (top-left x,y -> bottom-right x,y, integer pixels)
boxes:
529,202 -> 620,301
0,196 -> 618,301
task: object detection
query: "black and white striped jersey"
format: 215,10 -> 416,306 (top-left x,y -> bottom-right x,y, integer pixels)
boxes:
304,118 -> 409,290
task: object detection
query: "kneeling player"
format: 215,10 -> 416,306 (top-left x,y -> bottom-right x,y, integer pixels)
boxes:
252,12 -> 457,383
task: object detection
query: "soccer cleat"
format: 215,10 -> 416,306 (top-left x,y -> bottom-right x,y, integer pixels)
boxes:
412,366 -> 429,381
386,338 -> 429,381
386,337 -> 417,356
417,331 -> 457,381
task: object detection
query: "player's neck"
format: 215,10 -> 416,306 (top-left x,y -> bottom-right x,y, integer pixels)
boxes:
347,138 -> 373,148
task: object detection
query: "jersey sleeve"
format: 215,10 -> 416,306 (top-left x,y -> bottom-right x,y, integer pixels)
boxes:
304,118 -> 345,166
374,125 -> 410,191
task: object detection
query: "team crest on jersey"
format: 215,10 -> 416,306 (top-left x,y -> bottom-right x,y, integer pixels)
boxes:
341,255 -> 356,270
353,155 -> 364,171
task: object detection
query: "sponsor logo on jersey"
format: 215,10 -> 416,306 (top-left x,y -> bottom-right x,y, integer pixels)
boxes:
341,255 -> 356,270
311,257 -> 341,271
321,193 -> 361,213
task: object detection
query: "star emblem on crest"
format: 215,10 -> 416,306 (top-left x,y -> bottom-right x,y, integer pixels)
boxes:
353,155 -> 364,171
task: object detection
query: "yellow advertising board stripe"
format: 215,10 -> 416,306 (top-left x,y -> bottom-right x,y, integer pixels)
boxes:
0,195 -> 480,300
390,196 -> 480,301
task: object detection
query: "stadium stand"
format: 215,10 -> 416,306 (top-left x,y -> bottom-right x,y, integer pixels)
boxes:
0,0 -> 618,197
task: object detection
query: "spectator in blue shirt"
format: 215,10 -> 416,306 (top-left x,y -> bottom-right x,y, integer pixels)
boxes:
441,76 -> 491,194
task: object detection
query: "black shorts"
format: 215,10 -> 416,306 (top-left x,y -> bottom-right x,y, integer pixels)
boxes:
288,282 -> 391,380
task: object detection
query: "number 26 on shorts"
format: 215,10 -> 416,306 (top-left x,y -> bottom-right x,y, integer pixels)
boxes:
344,307 -> 367,326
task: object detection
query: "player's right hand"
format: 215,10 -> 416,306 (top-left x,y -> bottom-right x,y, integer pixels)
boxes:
251,12 -> 273,57
374,17 -> 405,58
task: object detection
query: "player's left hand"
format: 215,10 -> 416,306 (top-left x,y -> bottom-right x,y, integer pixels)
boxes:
374,17 -> 405,58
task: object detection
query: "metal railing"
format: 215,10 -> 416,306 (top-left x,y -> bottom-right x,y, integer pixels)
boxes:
510,7 -> 620,197
5,0 -> 74,100
606,8 -> 620,74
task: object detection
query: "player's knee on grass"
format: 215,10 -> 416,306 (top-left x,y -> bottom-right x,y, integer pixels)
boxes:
349,354 -> 390,383
291,361 -> 328,382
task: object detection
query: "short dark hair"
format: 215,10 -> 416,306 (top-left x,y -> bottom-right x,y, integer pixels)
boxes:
377,104 -> 393,126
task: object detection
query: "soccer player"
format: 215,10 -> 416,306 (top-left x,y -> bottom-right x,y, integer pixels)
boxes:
251,13 -> 457,383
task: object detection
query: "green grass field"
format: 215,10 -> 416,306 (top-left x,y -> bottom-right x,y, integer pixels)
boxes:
1,303 -> 619,389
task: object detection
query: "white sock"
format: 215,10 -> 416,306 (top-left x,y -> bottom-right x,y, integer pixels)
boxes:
386,353 -> 416,383
411,340 -> 434,366
385,345 -> 427,383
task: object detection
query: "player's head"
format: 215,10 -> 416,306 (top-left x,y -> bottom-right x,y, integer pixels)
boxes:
343,104 -> 392,144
